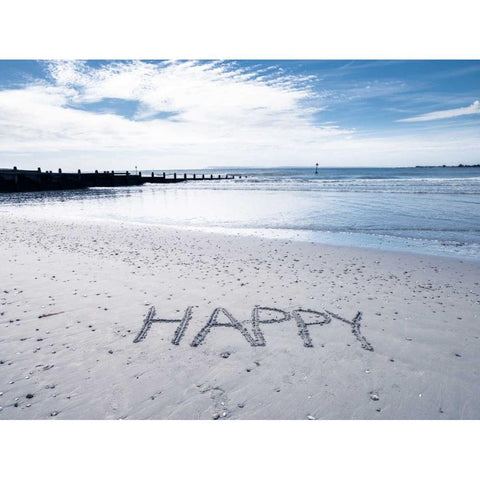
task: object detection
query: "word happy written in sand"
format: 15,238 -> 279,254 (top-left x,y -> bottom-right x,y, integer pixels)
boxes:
133,306 -> 374,351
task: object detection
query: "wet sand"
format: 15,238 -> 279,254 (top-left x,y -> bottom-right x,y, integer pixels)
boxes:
1,212 -> 479,419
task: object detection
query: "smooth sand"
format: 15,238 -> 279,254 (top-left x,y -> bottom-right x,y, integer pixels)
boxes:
1,212 -> 479,419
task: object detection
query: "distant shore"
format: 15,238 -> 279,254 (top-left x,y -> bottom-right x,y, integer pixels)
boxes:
415,163 -> 480,168
1,212 -> 479,419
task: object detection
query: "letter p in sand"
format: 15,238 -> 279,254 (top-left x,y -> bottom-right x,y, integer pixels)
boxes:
251,307 -> 291,346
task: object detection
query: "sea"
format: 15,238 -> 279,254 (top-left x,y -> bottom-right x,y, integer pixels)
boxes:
2,166 -> 480,262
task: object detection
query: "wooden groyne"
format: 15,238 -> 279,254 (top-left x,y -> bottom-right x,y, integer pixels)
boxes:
0,167 -> 243,193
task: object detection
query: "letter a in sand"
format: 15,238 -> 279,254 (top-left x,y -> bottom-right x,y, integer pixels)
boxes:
190,308 -> 257,347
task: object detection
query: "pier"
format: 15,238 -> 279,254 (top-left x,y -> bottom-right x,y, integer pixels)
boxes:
0,167 -> 242,193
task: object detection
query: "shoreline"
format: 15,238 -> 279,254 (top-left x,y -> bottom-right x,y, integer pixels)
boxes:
2,207 -> 479,265
1,212 -> 479,419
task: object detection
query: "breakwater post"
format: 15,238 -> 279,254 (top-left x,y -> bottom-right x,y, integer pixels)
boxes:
0,167 -> 243,193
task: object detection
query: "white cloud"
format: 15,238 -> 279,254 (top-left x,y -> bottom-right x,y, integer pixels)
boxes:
0,60 -> 356,168
398,100 -> 480,122
0,61 -> 479,169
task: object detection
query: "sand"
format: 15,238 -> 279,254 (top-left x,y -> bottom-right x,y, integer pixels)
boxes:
0,211 -> 479,419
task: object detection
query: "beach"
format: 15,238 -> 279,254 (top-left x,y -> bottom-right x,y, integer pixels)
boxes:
1,212 -> 479,420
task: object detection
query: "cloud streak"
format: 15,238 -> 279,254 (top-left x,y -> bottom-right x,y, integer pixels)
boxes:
398,100 -> 480,122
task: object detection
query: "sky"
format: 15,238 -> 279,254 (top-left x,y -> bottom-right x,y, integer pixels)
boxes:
0,60 -> 479,170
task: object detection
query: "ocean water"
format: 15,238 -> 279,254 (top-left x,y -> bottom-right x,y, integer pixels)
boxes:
1,167 -> 480,261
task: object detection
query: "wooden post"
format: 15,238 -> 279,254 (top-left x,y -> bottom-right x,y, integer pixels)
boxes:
193,173 -> 196,179
202,173 -> 205,179
210,174 -> 213,179
13,166 -> 18,191
163,172 -> 166,178
218,174 -> 221,179
151,172 -> 154,177
174,172 -> 177,180
184,173 -> 187,180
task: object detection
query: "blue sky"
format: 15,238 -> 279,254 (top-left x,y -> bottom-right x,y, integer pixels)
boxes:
0,60 -> 479,169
